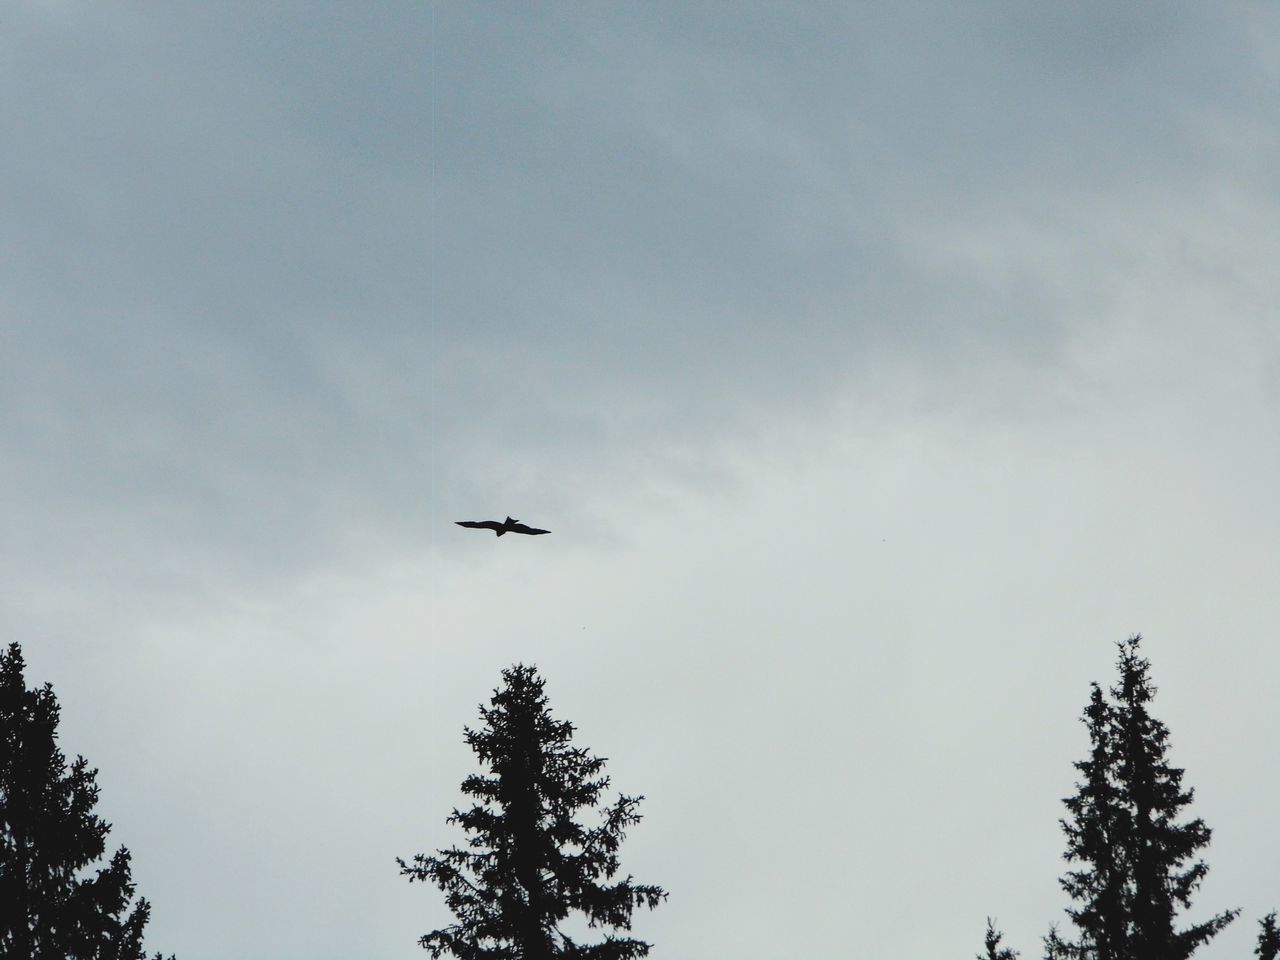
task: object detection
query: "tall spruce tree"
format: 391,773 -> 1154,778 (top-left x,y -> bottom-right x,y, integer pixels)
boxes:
0,642 -> 173,960
1055,635 -> 1236,960
1059,684 -> 1131,959
399,664 -> 666,960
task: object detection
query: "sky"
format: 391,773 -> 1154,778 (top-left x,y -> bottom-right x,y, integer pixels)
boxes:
3,2 -> 1279,958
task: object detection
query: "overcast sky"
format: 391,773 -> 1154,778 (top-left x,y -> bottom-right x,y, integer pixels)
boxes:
3,3 -> 1279,958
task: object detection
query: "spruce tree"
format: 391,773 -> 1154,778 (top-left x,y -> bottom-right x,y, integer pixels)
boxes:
1056,635 -> 1236,960
978,918 -> 1018,960
0,642 -> 173,960
1059,685 -> 1131,960
1040,925 -> 1073,960
1257,912 -> 1280,960
399,664 -> 666,960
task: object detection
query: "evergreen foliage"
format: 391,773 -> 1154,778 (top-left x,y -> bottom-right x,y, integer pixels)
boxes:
1055,635 -> 1236,960
1059,684 -> 1131,959
1257,912 -> 1280,960
978,918 -> 1018,960
399,663 -> 666,960
0,642 -> 173,960
1039,925 -> 1072,960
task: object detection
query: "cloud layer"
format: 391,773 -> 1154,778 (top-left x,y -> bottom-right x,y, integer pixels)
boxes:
3,4 -> 1279,959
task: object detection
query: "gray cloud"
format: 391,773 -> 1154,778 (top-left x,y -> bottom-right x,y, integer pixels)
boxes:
3,4 -> 1279,958
6,3 -> 1276,585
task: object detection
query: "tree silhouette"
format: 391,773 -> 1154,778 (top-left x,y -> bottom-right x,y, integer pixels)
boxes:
1040,925 -> 1072,960
978,918 -> 1018,960
1059,685 -> 1132,959
1054,636 -> 1236,960
0,642 -> 173,960
399,664 -> 666,960
1257,912 -> 1280,960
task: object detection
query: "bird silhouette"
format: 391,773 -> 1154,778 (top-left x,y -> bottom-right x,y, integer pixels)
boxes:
455,516 -> 551,537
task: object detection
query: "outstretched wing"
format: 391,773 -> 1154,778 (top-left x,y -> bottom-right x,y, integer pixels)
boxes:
506,522 -> 551,536
456,520 -> 503,532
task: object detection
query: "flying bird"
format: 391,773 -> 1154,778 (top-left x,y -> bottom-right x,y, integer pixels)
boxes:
455,516 -> 551,537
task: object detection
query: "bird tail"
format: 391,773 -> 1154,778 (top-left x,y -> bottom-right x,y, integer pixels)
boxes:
496,529 -> 506,536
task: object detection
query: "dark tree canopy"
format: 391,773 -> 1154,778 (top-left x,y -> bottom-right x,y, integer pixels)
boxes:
1054,635 -> 1236,960
1059,684 -> 1130,959
978,918 -> 1019,960
1040,925 -> 1072,960
399,663 -> 665,960
1257,912 -> 1280,960
0,642 -> 172,960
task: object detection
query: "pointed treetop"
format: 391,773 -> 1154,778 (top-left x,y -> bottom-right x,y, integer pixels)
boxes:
1,642 -> 174,960
400,663 -> 665,959
979,918 -> 1019,960
1257,912 -> 1280,960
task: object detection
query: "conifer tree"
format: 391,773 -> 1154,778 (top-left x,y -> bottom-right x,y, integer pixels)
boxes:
1055,635 -> 1236,960
399,664 -> 666,960
1059,685 -> 1131,959
1040,925 -> 1072,960
978,918 -> 1018,960
0,642 -> 173,960
1257,912 -> 1280,960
